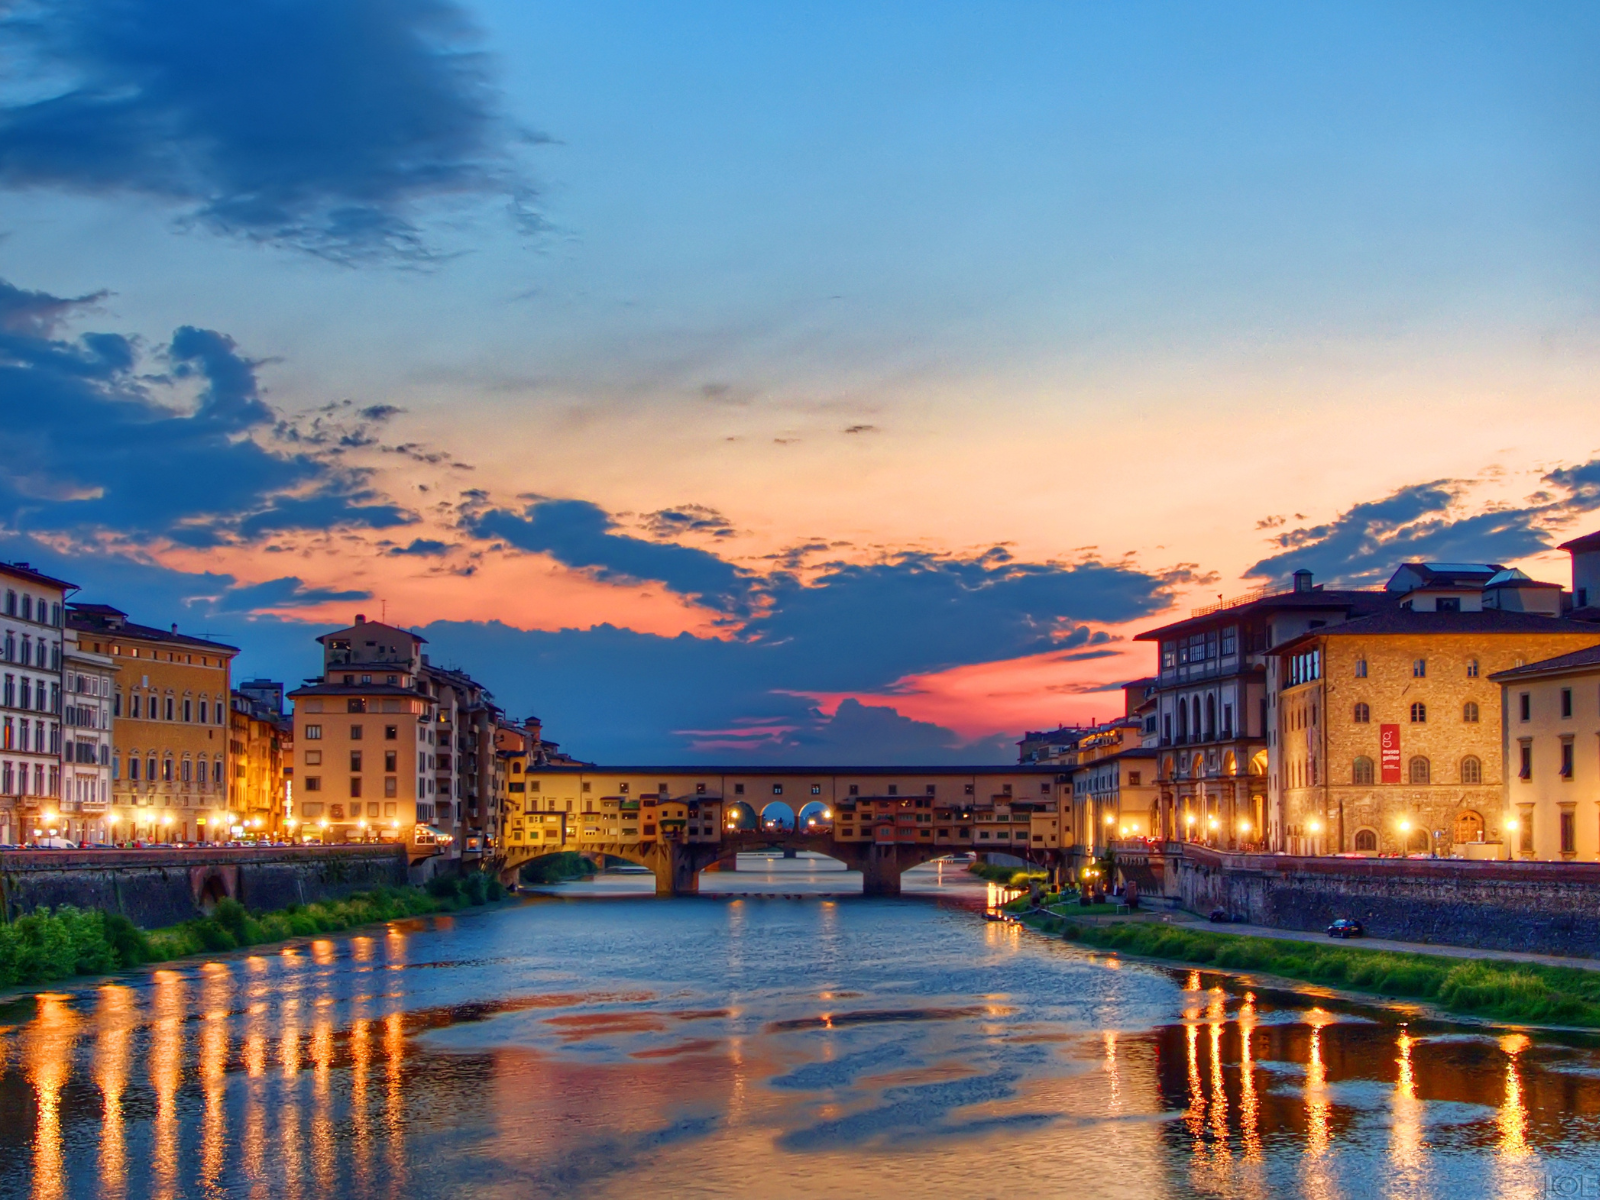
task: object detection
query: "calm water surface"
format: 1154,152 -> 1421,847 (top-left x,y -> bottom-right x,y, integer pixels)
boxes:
4,861 -> 1600,1199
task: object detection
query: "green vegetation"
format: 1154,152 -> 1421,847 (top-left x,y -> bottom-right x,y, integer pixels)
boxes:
520,851 -> 597,884
0,875 -> 510,990
967,861 -> 1048,887
1040,913 -> 1600,1028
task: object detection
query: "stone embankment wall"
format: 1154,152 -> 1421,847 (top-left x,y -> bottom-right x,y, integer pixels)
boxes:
1170,846 -> 1600,957
0,845 -> 409,928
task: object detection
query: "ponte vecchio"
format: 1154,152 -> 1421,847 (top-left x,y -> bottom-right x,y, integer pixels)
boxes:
497,765 -> 1072,894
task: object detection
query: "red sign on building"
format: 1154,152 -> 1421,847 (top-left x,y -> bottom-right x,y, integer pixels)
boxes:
1380,724 -> 1402,783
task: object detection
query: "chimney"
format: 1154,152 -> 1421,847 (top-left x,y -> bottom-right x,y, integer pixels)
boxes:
171,623 -> 178,634
1293,569 -> 1314,594
355,613 -> 366,624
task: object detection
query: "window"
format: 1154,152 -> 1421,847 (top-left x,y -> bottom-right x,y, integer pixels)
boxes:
1463,701 -> 1479,723
385,777 -> 398,797
128,757 -> 139,781
347,698 -> 366,713
1408,756 -> 1430,784
183,699 -> 192,722
213,760 -> 223,784
304,724 -> 322,740
1354,829 -> 1378,852
350,777 -> 363,798
1221,627 -> 1237,656
304,749 -> 322,765
1519,743 -> 1532,780
1409,702 -> 1426,723
162,757 -> 173,782
889,784 -> 900,795
1413,659 -> 1426,678
350,751 -> 363,772
1460,756 -> 1482,784
963,783 -> 974,795
734,783 -> 744,795
1352,757 -> 1375,785
1561,739 -> 1575,779
1519,693 -> 1531,722
1562,811 -> 1576,854
1353,702 -> 1370,723
385,725 -> 397,740
181,759 -> 192,782
1561,688 -> 1573,718
1467,659 -> 1479,678
772,783 -> 783,795
384,750 -> 397,772
1128,771 -> 1141,786
165,696 -> 174,720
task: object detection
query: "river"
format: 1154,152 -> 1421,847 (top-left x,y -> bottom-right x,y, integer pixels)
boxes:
3,858 -> 1600,1199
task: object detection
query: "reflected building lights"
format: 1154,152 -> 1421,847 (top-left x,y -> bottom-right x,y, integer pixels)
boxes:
93,986 -> 134,1200
1236,992 -> 1262,1164
150,971 -> 187,1200
26,993 -> 79,1200
199,963 -> 233,1195
1498,1034 -> 1531,1161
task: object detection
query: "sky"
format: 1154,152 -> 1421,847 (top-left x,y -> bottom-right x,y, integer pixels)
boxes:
2,0 -> 1599,762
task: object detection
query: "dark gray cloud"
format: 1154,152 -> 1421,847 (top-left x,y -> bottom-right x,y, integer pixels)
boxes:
1246,468 -> 1600,587
0,275 -> 416,542
467,498 -> 759,615
639,504 -> 737,539
0,0 -> 536,261
213,576 -> 370,613
389,537 -> 453,557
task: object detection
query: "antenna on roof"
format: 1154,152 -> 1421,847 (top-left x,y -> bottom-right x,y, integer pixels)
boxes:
381,599 -> 387,623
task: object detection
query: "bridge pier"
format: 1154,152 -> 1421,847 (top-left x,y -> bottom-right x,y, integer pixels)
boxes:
861,844 -> 904,896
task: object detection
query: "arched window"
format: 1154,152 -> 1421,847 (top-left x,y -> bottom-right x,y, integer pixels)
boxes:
1410,702 -> 1426,723
1460,756 -> 1482,784
1353,702 -> 1370,723
1408,756 -> 1431,785
1352,756 -> 1375,785
181,759 -> 192,782
128,756 -> 139,781
161,756 -> 174,782
1354,828 -> 1378,852
1463,701 -> 1479,723
1204,695 -> 1216,740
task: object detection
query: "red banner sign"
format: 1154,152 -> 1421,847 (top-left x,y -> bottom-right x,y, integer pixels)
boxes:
1380,724 -> 1401,783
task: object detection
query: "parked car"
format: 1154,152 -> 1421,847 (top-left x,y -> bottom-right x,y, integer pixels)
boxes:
1208,907 -> 1230,923
1327,918 -> 1365,938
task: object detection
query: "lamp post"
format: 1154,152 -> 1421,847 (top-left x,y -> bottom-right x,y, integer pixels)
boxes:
1505,815 -> 1519,861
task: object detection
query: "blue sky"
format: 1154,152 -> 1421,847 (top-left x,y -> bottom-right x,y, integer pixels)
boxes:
2,0 -> 1599,759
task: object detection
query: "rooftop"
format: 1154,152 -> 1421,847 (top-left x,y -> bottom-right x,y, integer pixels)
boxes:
1490,642 -> 1600,682
1558,529 -> 1600,554
1274,607 -> 1600,652
0,560 -> 77,592
523,764 -> 1067,776
1136,587 -> 1388,641
67,603 -> 239,653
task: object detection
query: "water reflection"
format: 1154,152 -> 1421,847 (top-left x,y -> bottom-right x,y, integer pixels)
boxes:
4,897 -> 1600,1198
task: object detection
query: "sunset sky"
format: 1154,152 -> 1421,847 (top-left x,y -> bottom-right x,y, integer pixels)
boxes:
3,1 -> 1599,761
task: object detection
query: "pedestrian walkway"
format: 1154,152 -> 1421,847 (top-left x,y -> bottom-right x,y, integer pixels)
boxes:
1160,910 -> 1600,973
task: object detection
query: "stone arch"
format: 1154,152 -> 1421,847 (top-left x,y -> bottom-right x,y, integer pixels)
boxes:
724,801 -> 759,831
1190,753 -> 1205,779
1221,751 -> 1238,776
1161,755 -> 1175,780
760,801 -> 796,831
1454,810 -> 1485,844
796,800 -> 831,830
1406,828 -> 1430,854
1205,694 -> 1217,740
1353,828 -> 1378,852
1248,751 -> 1267,776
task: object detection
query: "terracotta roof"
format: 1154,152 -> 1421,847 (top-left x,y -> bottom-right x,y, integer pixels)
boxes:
1273,608 -> 1600,654
1135,588 -> 1390,641
67,603 -> 238,653
286,682 -> 432,700
523,764 -> 1067,775
1489,642 -> 1600,682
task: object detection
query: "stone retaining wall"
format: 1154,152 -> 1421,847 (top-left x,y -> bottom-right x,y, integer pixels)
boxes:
0,845 -> 410,928
1167,845 -> 1600,957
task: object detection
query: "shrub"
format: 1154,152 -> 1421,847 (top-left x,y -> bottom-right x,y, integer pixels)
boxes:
461,872 -> 490,906
102,912 -> 150,969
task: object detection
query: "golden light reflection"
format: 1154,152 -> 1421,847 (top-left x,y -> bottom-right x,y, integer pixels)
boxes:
1390,1030 -> 1424,1177
150,971 -> 187,1200
280,996 -> 305,1200
1208,1009 -> 1232,1162
199,962 -> 233,1195
311,1011 -> 336,1196
384,1008 -> 408,1192
26,993 -> 79,1200
94,986 -> 135,1200
1102,1031 -> 1121,1113
1305,1009 -> 1331,1159
1498,1034 -> 1531,1160
1185,1019 -> 1206,1148
242,963 -> 269,1198
1237,992 -> 1261,1163
351,1010 -> 374,1193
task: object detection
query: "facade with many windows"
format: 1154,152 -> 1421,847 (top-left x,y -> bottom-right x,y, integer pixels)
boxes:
0,562 -> 72,844
70,603 -> 238,843
1493,645 -> 1600,860
61,626 -> 117,843
1272,611 -> 1598,857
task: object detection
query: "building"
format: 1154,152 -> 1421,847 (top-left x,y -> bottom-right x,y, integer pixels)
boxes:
1561,530 -> 1600,620
289,616 -> 439,845
1134,569 -> 1392,853
509,765 -> 1066,860
1271,609 -> 1600,857
61,626 -> 117,843
0,562 -> 74,844
230,684 -> 290,838
1491,644 -> 1600,860
70,603 -> 239,843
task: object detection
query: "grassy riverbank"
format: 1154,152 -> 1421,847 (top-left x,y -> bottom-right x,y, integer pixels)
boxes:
0,873 -> 507,991
965,861 -> 1048,887
1022,907 -> 1600,1028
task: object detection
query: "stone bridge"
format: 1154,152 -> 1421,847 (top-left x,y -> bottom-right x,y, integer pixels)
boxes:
496,832 -> 992,896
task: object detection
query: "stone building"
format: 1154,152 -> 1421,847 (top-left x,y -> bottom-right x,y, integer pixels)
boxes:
1135,570 -> 1391,852
0,562 -> 72,844
1491,644 -> 1600,860
1271,610 -> 1600,857
230,685 -> 290,838
61,626 -> 117,843
70,603 -> 238,844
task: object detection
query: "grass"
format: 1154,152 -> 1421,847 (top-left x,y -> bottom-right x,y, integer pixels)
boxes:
520,851 -> 597,884
1032,911 -> 1600,1028
0,873 -> 508,991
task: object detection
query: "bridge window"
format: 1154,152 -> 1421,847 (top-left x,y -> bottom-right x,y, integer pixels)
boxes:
772,784 -> 783,795
887,785 -> 897,795
964,784 -> 974,795
735,783 -> 745,795
696,783 -> 707,794
618,782 -> 628,793
849,785 -> 859,795
811,784 -> 822,794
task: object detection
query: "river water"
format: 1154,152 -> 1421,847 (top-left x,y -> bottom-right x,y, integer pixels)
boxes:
4,858 -> 1600,1199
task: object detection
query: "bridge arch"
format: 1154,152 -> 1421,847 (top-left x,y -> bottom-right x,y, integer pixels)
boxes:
796,800 -> 832,831
724,801 -> 759,831
760,801 -> 796,831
